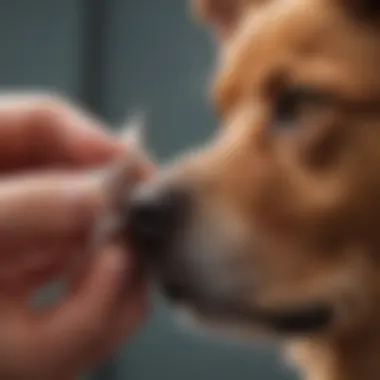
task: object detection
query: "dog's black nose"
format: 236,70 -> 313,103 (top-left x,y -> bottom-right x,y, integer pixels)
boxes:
126,185 -> 189,254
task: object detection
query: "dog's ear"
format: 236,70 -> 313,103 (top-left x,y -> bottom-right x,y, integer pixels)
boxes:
192,0 -> 251,40
339,0 -> 380,21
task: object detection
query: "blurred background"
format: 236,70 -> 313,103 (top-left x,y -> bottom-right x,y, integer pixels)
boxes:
0,1 -> 297,379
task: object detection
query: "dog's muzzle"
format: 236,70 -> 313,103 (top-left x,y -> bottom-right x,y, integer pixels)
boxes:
125,182 -> 334,336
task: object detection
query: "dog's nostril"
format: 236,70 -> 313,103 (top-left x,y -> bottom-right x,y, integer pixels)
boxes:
162,281 -> 190,302
129,201 -> 169,240
126,185 -> 189,252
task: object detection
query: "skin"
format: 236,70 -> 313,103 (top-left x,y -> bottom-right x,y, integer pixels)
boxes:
0,94 -> 150,380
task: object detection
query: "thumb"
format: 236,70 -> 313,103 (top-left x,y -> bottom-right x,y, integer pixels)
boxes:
0,172 -> 107,248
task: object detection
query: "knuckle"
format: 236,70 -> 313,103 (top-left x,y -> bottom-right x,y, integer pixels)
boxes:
31,93 -> 68,112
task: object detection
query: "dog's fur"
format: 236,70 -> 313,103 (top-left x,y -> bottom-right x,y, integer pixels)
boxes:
130,1 -> 380,379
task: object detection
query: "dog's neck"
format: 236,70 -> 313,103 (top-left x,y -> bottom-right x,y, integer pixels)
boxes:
287,327 -> 380,380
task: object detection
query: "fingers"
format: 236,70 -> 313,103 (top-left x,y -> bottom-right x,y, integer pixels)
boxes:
0,94 -> 124,171
0,245 -> 147,379
0,242 -> 81,296
0,136 -> 155,294
0,247 -> 129,380
0,172 -> 107,249
0,93 -> 153,378
0,171 -> 109,290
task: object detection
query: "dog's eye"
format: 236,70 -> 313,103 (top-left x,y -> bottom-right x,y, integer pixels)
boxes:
273,87 -> 327,128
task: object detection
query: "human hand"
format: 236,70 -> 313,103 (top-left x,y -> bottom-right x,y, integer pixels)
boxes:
0,94 -> 151,380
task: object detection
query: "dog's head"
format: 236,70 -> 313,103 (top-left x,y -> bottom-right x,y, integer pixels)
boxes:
127,0 -> 380,338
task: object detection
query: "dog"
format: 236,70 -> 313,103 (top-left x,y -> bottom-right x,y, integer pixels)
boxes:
126,1 -> 380,379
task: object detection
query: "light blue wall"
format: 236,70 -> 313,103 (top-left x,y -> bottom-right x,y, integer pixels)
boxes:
0,0 -> 84,97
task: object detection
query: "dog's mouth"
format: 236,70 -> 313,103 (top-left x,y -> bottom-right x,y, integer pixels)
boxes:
250,302 -> 333,335
162,281 -> 333,336
129,233 -> 334,336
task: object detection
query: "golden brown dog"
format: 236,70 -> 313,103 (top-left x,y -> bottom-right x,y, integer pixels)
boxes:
127,1 -> 380,379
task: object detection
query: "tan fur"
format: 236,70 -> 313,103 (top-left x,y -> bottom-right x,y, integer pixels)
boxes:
150,1 -> 380,379
199,1 -> 380,379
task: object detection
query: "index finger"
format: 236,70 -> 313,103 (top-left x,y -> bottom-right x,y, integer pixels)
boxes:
0,94 -> 124,172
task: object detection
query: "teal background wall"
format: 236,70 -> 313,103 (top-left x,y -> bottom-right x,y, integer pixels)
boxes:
0,1 -> 297,380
